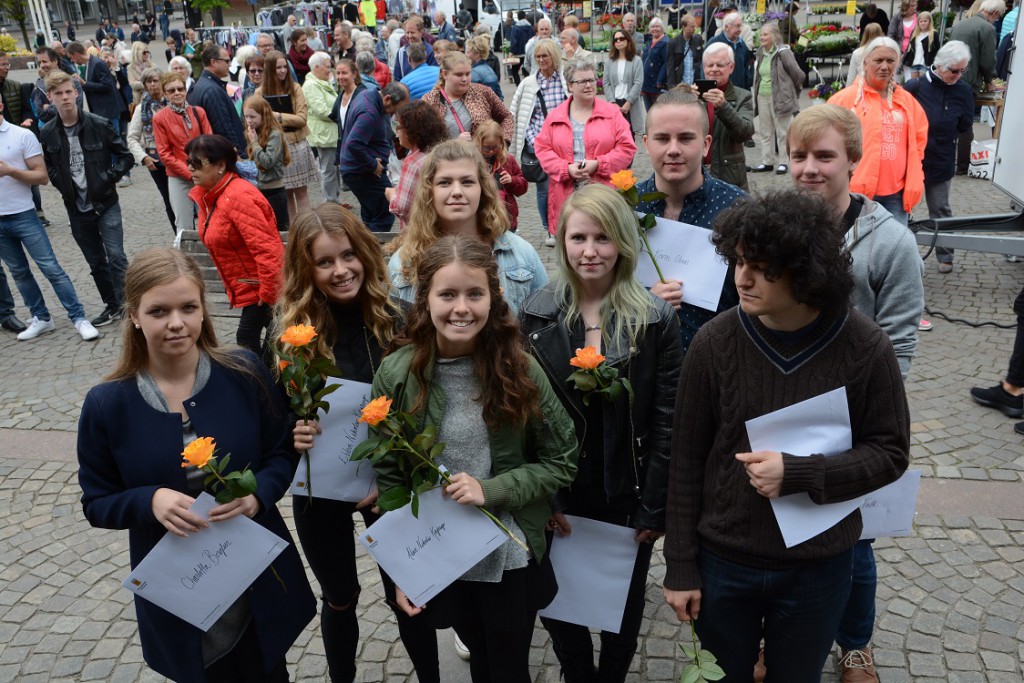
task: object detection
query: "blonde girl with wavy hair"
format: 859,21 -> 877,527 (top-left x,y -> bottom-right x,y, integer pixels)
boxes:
387,139 -> 548,313
518,184 -> 682,682
276,202 -> 442,683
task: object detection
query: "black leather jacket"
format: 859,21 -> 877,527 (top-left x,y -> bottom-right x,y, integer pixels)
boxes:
519,284 -> 682,531
40,109 -> 133,214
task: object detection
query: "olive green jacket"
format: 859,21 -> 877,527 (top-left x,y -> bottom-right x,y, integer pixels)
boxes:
370,345 -> 579,560
709,81 -> 754,191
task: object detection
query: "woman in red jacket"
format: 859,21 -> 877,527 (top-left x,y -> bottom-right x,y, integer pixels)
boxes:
186,134 -> 284,362
153,71 -> 212,243
474,121 -> 528,231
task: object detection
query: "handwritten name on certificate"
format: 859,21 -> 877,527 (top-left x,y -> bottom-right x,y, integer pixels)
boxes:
633,215 -> 729,312
859,470 -> 921,539
746,387 -> 864,548
358,488 -> 508,607
289,380 -> 377,502
122,493 -> 287,631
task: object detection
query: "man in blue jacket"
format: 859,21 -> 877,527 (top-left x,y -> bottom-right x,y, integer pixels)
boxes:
65,42 -> 125,133
400,43 -> 440,100
339,83 -> 409,232
435,10 -> 458,41
188,45 -> 246,157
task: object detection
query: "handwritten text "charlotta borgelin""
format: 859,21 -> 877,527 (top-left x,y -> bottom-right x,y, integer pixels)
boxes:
180,540 -> 233,589
404,523 -> 448,560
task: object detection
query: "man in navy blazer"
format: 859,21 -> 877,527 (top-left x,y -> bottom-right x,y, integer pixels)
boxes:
65,41 -> 125,132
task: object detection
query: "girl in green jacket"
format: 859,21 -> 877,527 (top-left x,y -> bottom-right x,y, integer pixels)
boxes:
372,235 -> 579,683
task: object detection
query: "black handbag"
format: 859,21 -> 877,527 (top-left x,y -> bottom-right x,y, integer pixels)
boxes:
520,90 -> 549,183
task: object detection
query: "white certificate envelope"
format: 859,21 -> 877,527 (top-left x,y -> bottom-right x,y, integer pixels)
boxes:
537,516 -> 638,633
289,380 -> 377,503
745,387 -> 865,548
358,487 -> 508,607
633,215 -> 729,312
859,470 -> 921,539
122,492 -> 288,631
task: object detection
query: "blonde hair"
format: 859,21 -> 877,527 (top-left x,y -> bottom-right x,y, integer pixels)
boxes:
473,120 -> 507,167
786,104 -> 863,164
532,38 -> 562,74
468,35 -> 490,60
911,11 -> 935,41
553,184 -> 653,351
275,204 -> 401,361
396,140 -> 510,287
438,51 -> 472,90
106,248 -> 255,382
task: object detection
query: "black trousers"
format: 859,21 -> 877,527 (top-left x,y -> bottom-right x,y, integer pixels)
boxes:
540,490 -> 654,683
148,161 -> 177,233
1008,283 -> 1024,388
292,496 -> 440,683
236,302 -> 272,365
261,186 -> 290,232
423,554 -> 555,683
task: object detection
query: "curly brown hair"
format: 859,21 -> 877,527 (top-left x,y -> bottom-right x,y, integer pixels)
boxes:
394,100 -> 448,152
395,236 -> 539,430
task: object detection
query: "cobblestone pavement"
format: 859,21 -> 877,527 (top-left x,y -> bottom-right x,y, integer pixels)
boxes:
1,63 -> 1022,681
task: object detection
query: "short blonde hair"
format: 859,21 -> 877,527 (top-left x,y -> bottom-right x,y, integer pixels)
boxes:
787,104 -> 863,164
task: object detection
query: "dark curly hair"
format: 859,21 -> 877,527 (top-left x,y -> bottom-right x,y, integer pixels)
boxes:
395,100 -> 448,153
712,189 -> 854,311
394,235 -> 540,430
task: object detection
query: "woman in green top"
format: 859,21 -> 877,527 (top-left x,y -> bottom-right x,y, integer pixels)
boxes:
751,22 -> 804,175
371,235 -> 578,683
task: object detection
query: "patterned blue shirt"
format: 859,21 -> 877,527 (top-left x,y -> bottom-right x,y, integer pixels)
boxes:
636,170 -> 747,355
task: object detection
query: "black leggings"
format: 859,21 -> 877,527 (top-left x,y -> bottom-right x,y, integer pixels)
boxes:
205,619 -> 289,682
292,496 -> 440,683
236,302 -> 272,366
261,186 -> 290,232
422,555 -> 555,683
148,161 -> 177,233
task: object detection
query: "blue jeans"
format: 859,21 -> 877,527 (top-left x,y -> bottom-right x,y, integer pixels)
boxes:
835,539 -> 877,651
0,264 -> 16,317
341,171 -> 394,233
695,547 -> 854,682
536,176 -> 550,232
0,209 -> 86,322
874,191 -> 908,227
70,203 -> 128,310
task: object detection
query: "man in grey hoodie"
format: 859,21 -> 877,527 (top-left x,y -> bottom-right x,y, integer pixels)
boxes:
787,104 -> 923,683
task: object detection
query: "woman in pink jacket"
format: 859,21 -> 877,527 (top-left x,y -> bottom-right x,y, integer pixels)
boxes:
534,57 -> 637,241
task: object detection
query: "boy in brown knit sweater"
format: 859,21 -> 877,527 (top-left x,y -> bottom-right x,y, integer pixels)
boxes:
662,189 -> 910,681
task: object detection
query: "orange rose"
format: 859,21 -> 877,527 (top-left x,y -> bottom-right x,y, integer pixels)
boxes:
570,346 -> 606,371
181,436 -> 216,469
359,396 -> 393,426
610,169 -> 637,192
278,360 -> 291,373
280,324 -> 317,347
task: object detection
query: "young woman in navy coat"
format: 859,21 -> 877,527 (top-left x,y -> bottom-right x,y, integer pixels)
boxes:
77,247 -> 315,682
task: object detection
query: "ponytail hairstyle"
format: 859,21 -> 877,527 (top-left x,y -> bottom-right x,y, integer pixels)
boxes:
395,235 -> 539,429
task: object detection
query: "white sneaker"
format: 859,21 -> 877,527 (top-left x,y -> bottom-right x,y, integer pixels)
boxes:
75,318 -> 100,341
117,176 -> 132,187
544,235 -> 556,247
453,632 -> 471,661
17,317 -> 56,341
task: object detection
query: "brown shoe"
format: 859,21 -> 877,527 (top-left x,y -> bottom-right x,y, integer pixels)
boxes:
839,647 -> 879,682
753,647 -> 766,683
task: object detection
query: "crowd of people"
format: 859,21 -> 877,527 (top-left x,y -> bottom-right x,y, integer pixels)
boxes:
0,2 -> 1019,683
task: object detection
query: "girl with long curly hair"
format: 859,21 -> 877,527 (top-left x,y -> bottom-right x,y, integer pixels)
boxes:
274,203 -> 440,683
387,140 -> 547,313
371,235 -> 578,683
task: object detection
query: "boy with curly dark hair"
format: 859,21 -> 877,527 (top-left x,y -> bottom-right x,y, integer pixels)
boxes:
662,188 -> 911,681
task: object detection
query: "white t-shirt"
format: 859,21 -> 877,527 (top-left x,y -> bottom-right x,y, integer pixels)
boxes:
0,118 -> 42,216
614,59 -> 629,100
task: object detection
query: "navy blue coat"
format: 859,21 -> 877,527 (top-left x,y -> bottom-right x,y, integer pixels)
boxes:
82,55 -> 126,120
78,353 -> 315,682
642,37 -> 668,94
904,70 -> 974,184
511,22 -> 532,56
188,70 -> 247,156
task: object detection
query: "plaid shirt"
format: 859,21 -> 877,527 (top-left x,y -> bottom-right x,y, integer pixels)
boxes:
525,72 -> 567,146
389,149 -> 426,229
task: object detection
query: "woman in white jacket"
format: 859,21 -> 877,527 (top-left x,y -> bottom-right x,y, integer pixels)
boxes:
508,38 -> 567,245
604,29 -> 646,134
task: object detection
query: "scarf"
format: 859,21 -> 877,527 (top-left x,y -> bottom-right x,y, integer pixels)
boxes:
140,93 -> 166,156
169,101 -> 193,131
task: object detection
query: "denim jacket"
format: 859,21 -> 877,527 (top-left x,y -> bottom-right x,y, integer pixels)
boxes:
388,231 -> 549,313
